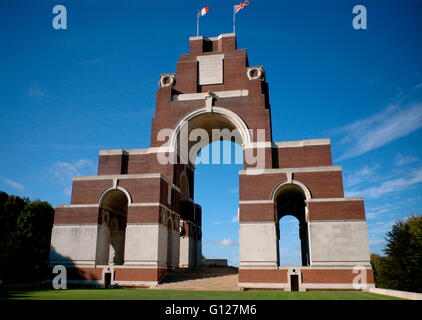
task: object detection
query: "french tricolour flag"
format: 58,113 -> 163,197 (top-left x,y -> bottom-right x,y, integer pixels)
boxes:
198,6 -> 210,17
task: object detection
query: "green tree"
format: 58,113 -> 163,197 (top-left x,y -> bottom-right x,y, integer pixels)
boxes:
1,194 -> 29,235
371,215 -> 422,293
15,200 -> 55,280
0,192 -> 54,283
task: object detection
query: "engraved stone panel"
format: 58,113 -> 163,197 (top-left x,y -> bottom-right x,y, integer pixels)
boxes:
309,221 -> 371,263
197,54 -> 224,85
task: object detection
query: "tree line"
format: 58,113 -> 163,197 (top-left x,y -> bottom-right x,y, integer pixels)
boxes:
370,215 -> 422,293
0,191 -> 54,284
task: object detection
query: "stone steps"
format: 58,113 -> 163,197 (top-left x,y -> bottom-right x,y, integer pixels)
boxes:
152,266 -> 240,291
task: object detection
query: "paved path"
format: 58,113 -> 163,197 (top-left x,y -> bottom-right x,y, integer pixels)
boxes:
152,266 -> 240,291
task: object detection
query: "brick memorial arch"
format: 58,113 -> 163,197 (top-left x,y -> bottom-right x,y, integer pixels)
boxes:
49,33 -> 374,290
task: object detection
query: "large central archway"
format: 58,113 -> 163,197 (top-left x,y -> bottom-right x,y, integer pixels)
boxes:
170,106 -> 252,159
174,108 -> 247,270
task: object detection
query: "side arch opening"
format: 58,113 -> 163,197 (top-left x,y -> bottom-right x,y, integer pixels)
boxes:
274,183 -> 310,267
95,189 -> 128,265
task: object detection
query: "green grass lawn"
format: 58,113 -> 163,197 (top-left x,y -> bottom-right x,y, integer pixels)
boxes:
0,288 -> 404,300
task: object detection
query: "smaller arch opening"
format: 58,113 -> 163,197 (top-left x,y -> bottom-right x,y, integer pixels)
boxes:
96,189 -> 128,265
275,183 -> 310,267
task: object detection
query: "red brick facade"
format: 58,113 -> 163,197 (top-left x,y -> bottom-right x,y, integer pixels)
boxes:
50,33 -> 372,290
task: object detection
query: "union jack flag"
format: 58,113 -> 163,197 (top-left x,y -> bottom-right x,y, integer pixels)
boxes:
234,1 -> 249,14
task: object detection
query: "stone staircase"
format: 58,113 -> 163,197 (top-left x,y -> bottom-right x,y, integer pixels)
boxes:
152,266 -> 240,291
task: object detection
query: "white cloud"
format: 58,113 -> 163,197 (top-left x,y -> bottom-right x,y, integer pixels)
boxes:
227,188 -> 238,194
394,153 -> 418,166
212,238 -> 238,247
332,103 -> 422,160
344,164 -> 379,188
27,85 -> 45,98
368,220 -> 396,235
365,208 -> 391,220
346,167 -> 422,199
231,215 -> 238,223
49,159 -> 95,196
212,221 -> 222,225
78,59 -> 103,65
1,177 -> 25,191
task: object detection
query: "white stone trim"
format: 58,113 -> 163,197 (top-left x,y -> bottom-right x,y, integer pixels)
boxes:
48,261 -> 96,267
172,89 -> 249,102
67,280 -> 103,285
304,283 -> 375,290
169,106 -> 252,149
208,33 -> 235,40
238,282 -> 289,289
239,262 -> 278,269
239,200 -> 273,204
99,149 -> 126,156
128,202 -> 163,207
310,262 -> 371,267
239,282 -> 375,290
240,166 -> 342,175
56,204 -> 100,208
271,180 -> 312,201
99,147 -> 167,156
274,139 -> 331,148
247,67 -> 265,80
309,220 -> 367,224
307,197 -> 363,202
112,280 -> 159,286
121,262 -> 166,268
239,221 -> 275,225
97,185 -> 133,205
189,33 -> 235,41
245,141 -> 273,148
74,173 -> 162,181
159,74 -> 175,88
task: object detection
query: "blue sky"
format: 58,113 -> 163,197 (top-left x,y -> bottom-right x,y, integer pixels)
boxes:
1,0 -> 421,266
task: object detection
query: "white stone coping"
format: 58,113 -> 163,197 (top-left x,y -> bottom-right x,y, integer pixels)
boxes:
99,147 -> 164,156
172,89 -> 249,102
367,288 -> 422,300
308,219 -> 367,223
56,204 -> 100,208
239,200 -> 274,204
239,166 -> 342,175
74,173 -> 164,181
309,261 -> 372,266
239,198 -> 364,204
112,281 -> 158,287
238,282 -> 375,290
274,139 -> 331,148
238,283 -> 289,289
98,139 -> 330,157
307,198 -> 364,202
189,33 -> 235,41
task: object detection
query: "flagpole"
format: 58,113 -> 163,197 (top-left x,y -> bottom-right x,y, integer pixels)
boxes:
197,11 -> 199,36
233,7 -> 236,34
